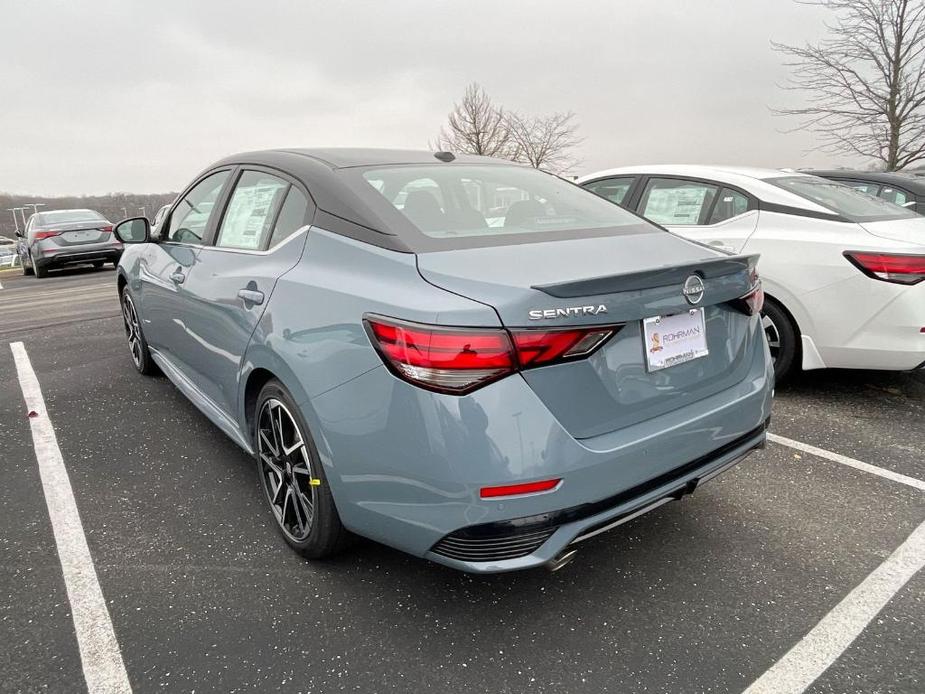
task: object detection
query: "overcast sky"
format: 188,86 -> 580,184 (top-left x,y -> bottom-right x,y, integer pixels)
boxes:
2,0 -> 856,195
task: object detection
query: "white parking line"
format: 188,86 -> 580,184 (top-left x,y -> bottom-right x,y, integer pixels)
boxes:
769,433 -> 925,492
10,342 -> 132,693
742,518 -> 925,694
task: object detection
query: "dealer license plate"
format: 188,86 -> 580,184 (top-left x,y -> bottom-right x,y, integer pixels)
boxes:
642,308 -> 709,372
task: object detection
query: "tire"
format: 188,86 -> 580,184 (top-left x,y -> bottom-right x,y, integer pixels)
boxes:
761,298 -> 798,383
254,380 -> 350,559
120,289 -> 158,375
22,257 -> 33,276
33,255 -> 48,278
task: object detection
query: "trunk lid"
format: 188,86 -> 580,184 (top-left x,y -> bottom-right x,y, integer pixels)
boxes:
417,232 -> 761,439
859,217 -> 925,246
42,220 -> 111,246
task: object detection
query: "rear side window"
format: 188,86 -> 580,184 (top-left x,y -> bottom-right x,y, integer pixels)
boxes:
583,177 -> 635,205
639,178 -> 719,225
167,171 -> 230,243
356,165 -> 645,240
269,187 -> 309,248
216,171 -> 288,250
708,188 -> 750,224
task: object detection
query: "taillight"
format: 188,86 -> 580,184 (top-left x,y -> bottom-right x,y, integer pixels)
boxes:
510,327 -> 615,366
364,316 -> 618,394
727,266 -> 764,316
844,251 -> 925,285
99,225 -> 113,233
33,230 -> 61,240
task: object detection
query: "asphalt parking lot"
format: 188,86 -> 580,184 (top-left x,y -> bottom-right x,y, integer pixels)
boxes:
1,267 -> 923,694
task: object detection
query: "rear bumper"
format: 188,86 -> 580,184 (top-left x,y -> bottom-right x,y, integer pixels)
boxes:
426,422 -> 767,572
309,318 -> 774,572
811,275 -> 925,371
36,247 -> 122,268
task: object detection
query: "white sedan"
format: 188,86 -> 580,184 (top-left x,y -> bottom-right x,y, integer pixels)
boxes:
576,165 -> 925,380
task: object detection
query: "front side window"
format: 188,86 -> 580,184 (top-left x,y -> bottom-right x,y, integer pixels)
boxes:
216,171 -> 289,250
167,171 -> 230,244
639,178 -> 719,225
878,186 -> 910,206
583,177 -> 636,205
844,181 -> 881,196
768,176 -> 917,222
356,165 -> 646,240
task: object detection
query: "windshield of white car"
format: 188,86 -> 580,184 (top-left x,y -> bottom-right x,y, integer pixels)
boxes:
768,176 -> 917,222
354,164 -> 653,246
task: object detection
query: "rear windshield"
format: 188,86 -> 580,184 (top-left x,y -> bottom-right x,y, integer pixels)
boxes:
353,164 -> 653,247
768,176 -> 917,222
37,209 -> 105,225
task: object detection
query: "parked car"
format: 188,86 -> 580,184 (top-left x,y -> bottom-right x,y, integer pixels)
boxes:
113,148 -> 773,573
805,170 -> 925,214
578,165 -> 925,380
18,208 -> 122,277
0,235 -> 17,266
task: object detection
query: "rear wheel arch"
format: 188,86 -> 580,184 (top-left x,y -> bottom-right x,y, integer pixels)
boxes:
761,292 -> 801,380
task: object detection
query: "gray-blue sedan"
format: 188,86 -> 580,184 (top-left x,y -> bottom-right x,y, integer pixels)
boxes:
113,148 -> 773,573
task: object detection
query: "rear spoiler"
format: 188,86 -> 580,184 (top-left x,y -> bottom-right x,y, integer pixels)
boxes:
532,254 -> 758,298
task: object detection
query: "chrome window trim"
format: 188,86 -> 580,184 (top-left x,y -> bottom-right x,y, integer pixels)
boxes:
198,225 -> 309,256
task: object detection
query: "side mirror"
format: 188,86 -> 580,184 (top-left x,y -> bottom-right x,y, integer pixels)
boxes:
15,230 -> 23,238
114,217 -> 151,244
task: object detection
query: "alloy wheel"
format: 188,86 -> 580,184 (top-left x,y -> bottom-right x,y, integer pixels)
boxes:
257,399 -> 316,542
121,293 -> 143,368
761,313 -> 781,364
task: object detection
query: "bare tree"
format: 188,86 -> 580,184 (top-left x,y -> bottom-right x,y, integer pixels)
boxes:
505,111 -> 583,173
433,83 -> 514,158
774,0 -> 925,171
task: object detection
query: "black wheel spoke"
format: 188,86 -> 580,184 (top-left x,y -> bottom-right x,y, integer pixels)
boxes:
257,398 -> 316,542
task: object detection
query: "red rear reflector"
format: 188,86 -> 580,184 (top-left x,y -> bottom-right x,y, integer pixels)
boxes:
33,230 -> 61,240
480,478 -> 561,498
365,316 -> 618,394
844,251 -> 925,285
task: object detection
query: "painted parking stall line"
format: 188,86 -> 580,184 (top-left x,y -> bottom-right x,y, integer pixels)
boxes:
10,341 -> 132,693
743,518 -> 925,694
769,432 -> 925,492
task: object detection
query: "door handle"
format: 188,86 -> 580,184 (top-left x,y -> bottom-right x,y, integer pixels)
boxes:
170,271 -> 185,284
237,288 -> 265,305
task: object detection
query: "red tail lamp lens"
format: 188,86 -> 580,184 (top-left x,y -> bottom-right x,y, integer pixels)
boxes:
844,252 -> 925,285
99,225 -> 113,233
366,319 -> 515,394
365,317 -> 617,394
510,327 -> 615,366
33,230 -> 61,240
480,478 -> 561,498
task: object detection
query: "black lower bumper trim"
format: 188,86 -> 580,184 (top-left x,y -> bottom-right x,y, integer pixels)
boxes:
433,419 -> 770,551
